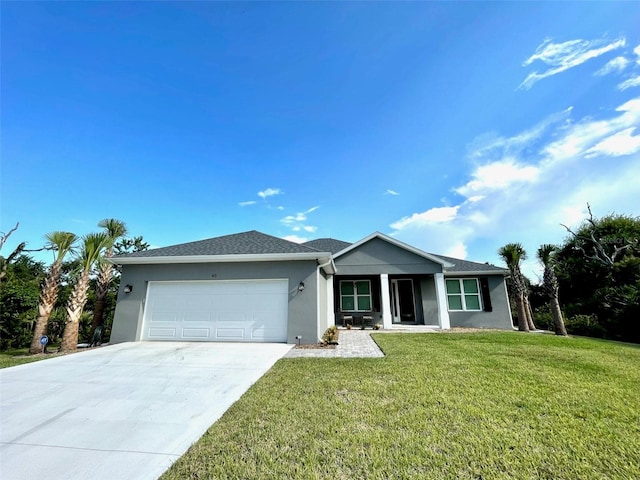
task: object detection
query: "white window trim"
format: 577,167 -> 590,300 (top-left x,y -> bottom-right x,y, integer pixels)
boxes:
340,280 -> 372,312
446,278 -> 482,312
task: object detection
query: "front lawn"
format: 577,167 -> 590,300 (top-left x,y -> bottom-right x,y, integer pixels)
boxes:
0,348 -> 49,369
162,332 -> 640,479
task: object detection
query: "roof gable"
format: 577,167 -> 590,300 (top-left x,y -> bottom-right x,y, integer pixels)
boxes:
334,232 -> 453,267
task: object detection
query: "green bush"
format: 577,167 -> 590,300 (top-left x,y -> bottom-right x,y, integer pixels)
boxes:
532,308 -> 554,331
321,325 -> 339,345
564,314 -> 607,338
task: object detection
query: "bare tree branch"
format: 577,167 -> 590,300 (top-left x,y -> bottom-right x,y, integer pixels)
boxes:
0,222 -> 19,251
561,204 -> 636,268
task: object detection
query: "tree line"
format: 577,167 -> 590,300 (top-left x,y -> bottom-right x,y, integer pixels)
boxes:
498,206 -> 639,343
0,219 -> 148,352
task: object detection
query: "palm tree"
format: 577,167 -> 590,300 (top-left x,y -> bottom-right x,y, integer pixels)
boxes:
29,232 -> 78,354
498,242 -> 535,332
537,244 -> 568,336
61,233 -> 110,352
91,219 -> 128,338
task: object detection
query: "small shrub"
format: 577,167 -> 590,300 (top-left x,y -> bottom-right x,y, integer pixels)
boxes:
346,324 -> 352,330
373,323 -> 382,330
533,309 -> 554,331
322,325 -> 339,345
565,314 -> 607,338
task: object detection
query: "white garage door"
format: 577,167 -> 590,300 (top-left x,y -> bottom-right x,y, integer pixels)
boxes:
141,280 -> 289,342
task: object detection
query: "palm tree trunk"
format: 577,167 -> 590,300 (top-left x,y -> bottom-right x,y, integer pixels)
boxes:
550,297 -> 568,336
91,263 -> 111,331
30,305 -> 54,354
29,262 -> 61,354
61,271 -> 90,352
516,294 -> 529,332
524,295 -> 536,331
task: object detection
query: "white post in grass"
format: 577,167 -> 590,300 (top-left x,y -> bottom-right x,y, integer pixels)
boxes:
380,274 -> 393,329
434,273 -> 451,330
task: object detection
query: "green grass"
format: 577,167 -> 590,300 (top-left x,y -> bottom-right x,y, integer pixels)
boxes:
162,332 -> 640,479
0,348 -> 50,369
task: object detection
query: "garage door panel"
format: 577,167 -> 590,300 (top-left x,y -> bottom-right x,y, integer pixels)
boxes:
182,328 -> 211,339
215,327 -> 245,340
150,295 -> 183,309
148,327 -> 178,339
183,311 -> 213,322
183,294 -> 214,309
149,311 -> 180,323
251,327 -> 283,341
142,280 -> 288,342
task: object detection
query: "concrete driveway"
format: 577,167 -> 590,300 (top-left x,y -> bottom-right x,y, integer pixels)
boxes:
0,341 -> 292,480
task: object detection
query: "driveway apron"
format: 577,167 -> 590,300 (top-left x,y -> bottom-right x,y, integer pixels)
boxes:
0,342 -> 292,480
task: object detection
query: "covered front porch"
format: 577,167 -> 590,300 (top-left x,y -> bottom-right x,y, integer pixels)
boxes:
331,273 -> 450,330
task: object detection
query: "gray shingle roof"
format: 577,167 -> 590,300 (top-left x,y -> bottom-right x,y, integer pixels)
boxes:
430,253 -> 506,273
114,230 -> 506,274
303,238 -> 353,254
116,230 -> 322,258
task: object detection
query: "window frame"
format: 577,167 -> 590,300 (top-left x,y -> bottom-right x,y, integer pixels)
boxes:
445,278 -> 482,312
339,280 -> 372,312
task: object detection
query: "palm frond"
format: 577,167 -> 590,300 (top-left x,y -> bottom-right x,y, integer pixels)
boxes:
44,231 -> 78,263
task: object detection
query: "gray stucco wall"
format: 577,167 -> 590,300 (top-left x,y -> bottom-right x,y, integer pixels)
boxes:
419,278 -> 440,326
335,238 -> 443,275
110,260 -> 320,344
447,275 -> 514,330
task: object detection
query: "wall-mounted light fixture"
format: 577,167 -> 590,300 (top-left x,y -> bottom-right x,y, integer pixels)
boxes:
298,282 -> 305,292
123,284 -> 133,294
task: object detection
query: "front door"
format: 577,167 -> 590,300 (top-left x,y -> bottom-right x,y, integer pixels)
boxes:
390,279 -> 416,324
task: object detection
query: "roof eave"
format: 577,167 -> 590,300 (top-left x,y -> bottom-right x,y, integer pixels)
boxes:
109,252 -> 333,265
444,269 -> 509,276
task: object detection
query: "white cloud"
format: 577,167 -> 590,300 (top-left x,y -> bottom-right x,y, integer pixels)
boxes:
618,75 -> 640,91
446,242 -> 467,259
282,213 -> 307,224
390,206 -> 459,230
258,188 -> 283,199
455,160 -> 540,197
595,56 -> 630,76
584,127 -> 640,157
389,97 -> 640,279
280,206 -> 319,237
467,107 -> 572,161
385,189 -> 400,195
519,37 -> 626,89
282,235 -> 307,243
542,98 -> 640,163
238,200 -> 256,207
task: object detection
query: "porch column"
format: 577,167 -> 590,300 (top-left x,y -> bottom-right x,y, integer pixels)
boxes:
326,275 -> 335,327
380,274 -> 393,329
434,273 -> 451,329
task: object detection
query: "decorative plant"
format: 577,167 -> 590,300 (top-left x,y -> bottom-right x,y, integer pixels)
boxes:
322,325 -> 339,345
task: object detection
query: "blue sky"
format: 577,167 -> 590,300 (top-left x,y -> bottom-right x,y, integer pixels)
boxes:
2,2 -> 639,279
